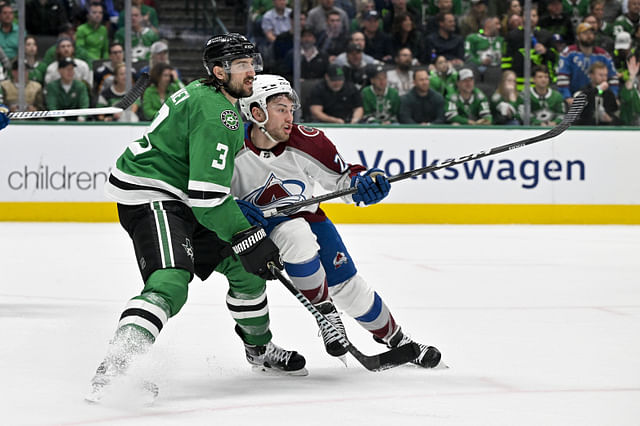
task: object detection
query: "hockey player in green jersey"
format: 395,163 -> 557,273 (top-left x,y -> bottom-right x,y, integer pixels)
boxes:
86,33 -> 306,404
518,65 -> 565,126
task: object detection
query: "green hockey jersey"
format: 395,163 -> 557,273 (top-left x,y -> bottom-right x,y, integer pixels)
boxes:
620,81 -> 640,125
429,69 -> 458,97
104,80 -> 250,241
361,85 -> 400,123
445,88 -> 493,124
464,33 -> 504,66
518,87 -> 565,125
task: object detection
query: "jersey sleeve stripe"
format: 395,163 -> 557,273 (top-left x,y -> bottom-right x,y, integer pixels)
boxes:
188,194 -> 229,208
109,168 -> 188,200
109,174 -> 186,200
188,180 -> 229,194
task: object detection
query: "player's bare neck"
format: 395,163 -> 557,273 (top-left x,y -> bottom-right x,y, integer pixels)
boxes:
221,89 -> 238,105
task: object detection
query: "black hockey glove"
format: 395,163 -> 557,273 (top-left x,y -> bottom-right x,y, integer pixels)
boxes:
231,226 -> 283,280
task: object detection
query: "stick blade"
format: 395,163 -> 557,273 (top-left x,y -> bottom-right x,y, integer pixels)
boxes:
114,72 -> 150,110
565,92 -> 588,123
348,342 -> 420,372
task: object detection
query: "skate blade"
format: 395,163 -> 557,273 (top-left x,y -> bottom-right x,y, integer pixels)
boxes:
251,364 -> 309,376
433,360 -> 449,370
336,354 -> 348,368
84,391 -> 103,404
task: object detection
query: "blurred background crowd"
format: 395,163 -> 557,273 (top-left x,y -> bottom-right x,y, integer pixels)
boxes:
1,0 -> 639,125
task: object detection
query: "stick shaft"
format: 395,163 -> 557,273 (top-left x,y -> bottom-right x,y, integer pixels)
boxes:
8,72 -> 150,121
9,107 -> 122,119
265,94 -> 587,217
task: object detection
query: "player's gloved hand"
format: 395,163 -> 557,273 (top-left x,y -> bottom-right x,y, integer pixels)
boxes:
236,199 -> 268,227
231,226 -> 283,280
351,168 -> 391,206
0,104 -> 9,131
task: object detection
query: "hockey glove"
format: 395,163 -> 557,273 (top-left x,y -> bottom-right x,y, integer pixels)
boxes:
231,226 -> 283,280
351,168 -> 391,206
0,104 -> 9,131
236,199 -> 268,227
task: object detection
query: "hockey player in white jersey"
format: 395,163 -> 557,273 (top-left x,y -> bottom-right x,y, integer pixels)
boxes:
233,74 -> 443,368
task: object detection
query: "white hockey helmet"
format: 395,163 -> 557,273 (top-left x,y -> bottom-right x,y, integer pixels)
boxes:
238,74 -> 300,126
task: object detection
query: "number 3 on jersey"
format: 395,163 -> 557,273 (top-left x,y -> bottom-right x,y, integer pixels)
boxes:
211,143 -> 228,170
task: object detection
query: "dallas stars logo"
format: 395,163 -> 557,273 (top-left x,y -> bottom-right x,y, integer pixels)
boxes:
221,110 -> 239,130
182,238 -> 194,262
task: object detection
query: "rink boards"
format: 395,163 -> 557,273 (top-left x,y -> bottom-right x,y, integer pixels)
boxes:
0,123 -> 638,224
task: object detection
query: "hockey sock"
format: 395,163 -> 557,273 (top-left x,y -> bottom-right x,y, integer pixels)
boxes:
118,292 -> 171,342
227,288 -> 272,346
284,254 -> 329,304
142,268 -> 190,316
354,292 -> 398,343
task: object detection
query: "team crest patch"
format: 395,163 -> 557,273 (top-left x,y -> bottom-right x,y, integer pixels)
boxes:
221,110 -> 240,130
333,252 -> 348,269
298,125 -> 320,137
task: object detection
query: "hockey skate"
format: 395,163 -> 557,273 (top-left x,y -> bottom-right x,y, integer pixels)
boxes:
374,328 -> 446,369
244,340 -> 308,376
315,300 -> 349,361
85,325 -> 157,404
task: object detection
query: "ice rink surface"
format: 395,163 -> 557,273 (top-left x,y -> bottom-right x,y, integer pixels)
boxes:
1,222 -> 639,426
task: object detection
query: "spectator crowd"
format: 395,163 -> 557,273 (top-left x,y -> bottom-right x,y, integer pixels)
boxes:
250,0 -> 640,126
0,0 -> 182,122
1,0 -> 639,125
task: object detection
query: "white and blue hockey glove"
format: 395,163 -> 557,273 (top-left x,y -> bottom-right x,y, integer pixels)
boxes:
351,168 -> 391,206
236,199 -> 268,227
0,104 -> 9,131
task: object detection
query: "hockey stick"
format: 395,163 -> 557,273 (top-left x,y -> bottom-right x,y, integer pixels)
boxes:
8,72 -> 150,120
264,93 -> 588,217
267,262 -> 420,371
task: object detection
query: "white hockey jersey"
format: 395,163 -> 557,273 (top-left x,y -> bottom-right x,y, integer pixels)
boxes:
231,124 -> 365,220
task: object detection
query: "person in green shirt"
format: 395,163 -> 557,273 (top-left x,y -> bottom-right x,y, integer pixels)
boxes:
519,65 -> 566,126
75,2 -> 109,64
620,54 -> 640,125
490,69 -> 522,124
114,5 -> 159,63
43,57 -> 90,121
140,62 -> 182,120
611,0 -> 640,36
464,16 -> 504,86
86,33 -> 306,405
445,68 -> 493,124
429,55 -> 458,97
361,63 -> 400,124
117,0 -> 159,32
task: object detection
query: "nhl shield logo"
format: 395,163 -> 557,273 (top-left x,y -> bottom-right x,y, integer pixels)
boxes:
221,110 -> 240,130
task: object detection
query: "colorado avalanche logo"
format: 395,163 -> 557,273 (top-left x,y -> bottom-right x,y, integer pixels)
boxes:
298,125 -> 320,137
246,173 -> 306,210
333,252 -> 348,269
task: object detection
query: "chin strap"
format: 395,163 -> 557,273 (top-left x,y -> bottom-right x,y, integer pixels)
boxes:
257,124 -> 280,145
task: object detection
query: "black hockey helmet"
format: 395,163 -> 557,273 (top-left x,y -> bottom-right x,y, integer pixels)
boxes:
202,33 -> 262,76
